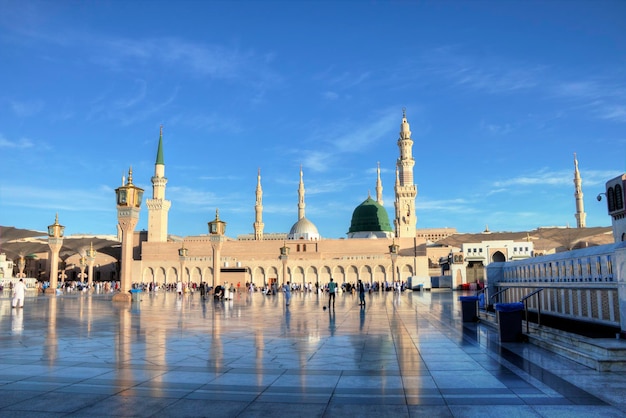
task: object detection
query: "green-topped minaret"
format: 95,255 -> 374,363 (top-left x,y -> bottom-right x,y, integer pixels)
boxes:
155,126 -> 165,165
146,125 -> 172,242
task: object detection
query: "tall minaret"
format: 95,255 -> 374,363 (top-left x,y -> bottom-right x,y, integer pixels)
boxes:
394,108 -> 418,238
253,168 -> 264,240
573,153 -> 586,228
146,126 -> 172,242
376,162 -> 383,205
298,165 -> 305,220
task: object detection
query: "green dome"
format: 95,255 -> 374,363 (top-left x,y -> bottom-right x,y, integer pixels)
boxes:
348,197 -> 393,234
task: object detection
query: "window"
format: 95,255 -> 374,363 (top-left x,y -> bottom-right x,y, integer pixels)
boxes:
616,184 -> 624,210
608,187 -> 616,211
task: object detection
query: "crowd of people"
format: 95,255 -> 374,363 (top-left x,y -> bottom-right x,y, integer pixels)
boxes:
20,278 -> 408,306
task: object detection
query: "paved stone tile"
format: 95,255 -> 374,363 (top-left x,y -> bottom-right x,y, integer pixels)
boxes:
1,290 -> 626,417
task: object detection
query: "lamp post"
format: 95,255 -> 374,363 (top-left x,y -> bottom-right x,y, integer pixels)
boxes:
78,256 -> 87,284
389,240 -> 400,286
208,209 -> 226,289
279,242 -> 290,286
47,214 -> 65,295
86,242 -> 97,290
17,256 -> 26,278
114,167 -> 144,302
178,244 -> 189,288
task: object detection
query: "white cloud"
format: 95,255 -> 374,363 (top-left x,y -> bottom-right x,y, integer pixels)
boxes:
600,105 -> 626,123
0,134 -> 34,149
10,99 -> 44,117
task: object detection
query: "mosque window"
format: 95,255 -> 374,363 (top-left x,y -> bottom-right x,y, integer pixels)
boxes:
608,187 -> 616,211
303,244 -> 307,252
615,184 -> 624,210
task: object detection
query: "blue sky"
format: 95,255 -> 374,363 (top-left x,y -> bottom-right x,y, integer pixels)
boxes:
1,0 -> 625,239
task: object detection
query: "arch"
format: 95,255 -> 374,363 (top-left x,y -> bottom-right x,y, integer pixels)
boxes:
154,266 -> 166,285
359,265 -> 373,284
466,261 -> 485,283
400,264 -> 413,280
492,251 -> 506,262
345,265 -> 358,283
252,266 -> 266,286
203,267 -> 214,286
142,267 -> 155,284
267,266 -> 279,286
319,265 -> 331,284
373,265 -> 385,284
191,266 -> 202,284
332,266 -> 346,283
292,266 -> 305,284
306,266 -> 318,286
455,269 -> 463,287
166,267 -> 179,283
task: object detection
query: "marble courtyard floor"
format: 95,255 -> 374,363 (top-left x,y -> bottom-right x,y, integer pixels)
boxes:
1,289 -> 626,417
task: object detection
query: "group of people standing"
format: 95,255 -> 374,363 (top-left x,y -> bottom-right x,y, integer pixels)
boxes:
282,277 -> 367,310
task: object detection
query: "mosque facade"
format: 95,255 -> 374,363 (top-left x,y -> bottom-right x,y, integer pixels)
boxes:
131,111 -> 429,289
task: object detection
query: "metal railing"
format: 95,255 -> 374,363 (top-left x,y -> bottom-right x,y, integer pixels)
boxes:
520,288 -> 544,333
490,287 -> 509,305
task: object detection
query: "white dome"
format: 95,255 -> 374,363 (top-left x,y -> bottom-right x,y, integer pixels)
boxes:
288,217 -> 320,240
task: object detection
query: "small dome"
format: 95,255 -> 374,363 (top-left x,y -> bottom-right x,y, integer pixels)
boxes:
288,217 -> 320,240
348,197 -> 393,238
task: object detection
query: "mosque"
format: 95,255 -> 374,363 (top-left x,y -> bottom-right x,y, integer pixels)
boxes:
124,109 -> 611,291
133,110 -> 428,289
1,110 -> 614,293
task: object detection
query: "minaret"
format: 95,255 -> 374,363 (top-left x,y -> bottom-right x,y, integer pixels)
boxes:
376,162 -> 384,206
394,108 -> 418,238
146,126 -> 172,242
254,168 -> 264,240
298,165 -> 305,220
573,153 -> 586,228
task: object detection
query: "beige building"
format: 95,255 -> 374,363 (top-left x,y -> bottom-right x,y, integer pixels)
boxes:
131,111 -> 429,289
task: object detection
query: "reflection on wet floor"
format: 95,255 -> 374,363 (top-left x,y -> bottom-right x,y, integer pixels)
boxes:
0,290 -> 625,417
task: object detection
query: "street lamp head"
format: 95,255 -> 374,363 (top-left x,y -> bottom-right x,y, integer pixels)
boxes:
389,240 -> 400,255
208,208 -> 227,236
47,213 -> 65,238
597,192 -> 606,202
87,242 -> 97,258
115,167 -> 144,208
